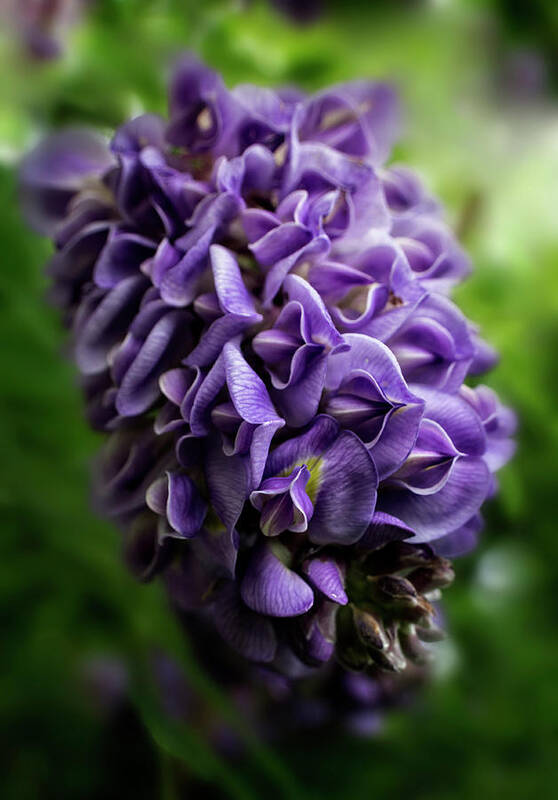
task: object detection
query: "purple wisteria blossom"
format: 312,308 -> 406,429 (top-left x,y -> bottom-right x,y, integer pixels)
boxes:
22,55 -> 515,726
1,0 -> 89,60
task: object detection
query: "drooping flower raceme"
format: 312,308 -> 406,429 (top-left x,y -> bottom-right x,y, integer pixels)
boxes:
22,57 -> 515,711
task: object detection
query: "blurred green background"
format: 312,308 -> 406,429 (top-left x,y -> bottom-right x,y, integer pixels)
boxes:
1,1 -> 558,798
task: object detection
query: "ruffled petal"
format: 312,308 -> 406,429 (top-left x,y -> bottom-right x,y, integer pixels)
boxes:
379,456 -> 490,542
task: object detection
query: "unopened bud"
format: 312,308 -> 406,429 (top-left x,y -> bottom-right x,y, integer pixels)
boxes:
353,608 -> 389,652
408,559 -> 455,593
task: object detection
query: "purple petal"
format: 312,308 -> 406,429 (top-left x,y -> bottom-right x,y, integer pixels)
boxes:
146,471 -> 207,539
205,436 -> 249,534
75,275 -> 148,374
284,274 -> 346,351
187,311 -> 260,368
212,583 -> 277,663
262,234 -> 330,307
223,340 -> 282,424
264,415 -> 340,479
48,222 -> 110,288
189,355 -> 227,436
378,456 -> 490,542
298,80 -> 400,164
356,511 -> 415,551
302,557 -> 348,604
115,310 -> 192,417
242,208 -> 278,242
381,165 -> 438,217
284,124 -> 377,196
294,601 -> 338,666
241,542 -> 314,618
250,223 -> 312,267
325,333 -> 424,477
158,226 -> 213,307
273,353 -> 328,428
20,128 -> 114,235
250,465 -> 313,536
372,404 -> 424,480
185,245 -> 262,366
469,331 -> 499,375
94,229 -> 156,288
394,216 -> 471,291
307,430 -> 378,545
307,260 -> 373,302
433,514 -> 483,558
210,244 -> 259,316
159,367 -> 197,407
111,114 -> 166,154
216,415 -> 285,493
167,56 -> 232,154
419,387 -> 487,456
389,293 -> 474,392
460,385 -> 517,472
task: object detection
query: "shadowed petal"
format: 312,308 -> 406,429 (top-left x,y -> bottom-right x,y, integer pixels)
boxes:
434,514 -> 483,558
146,471 -> 207,539
262,234 -> 330,307
206,436 -> 249,534
212,583 -> 277,663
189,356 -> 226,436
21,128 -> 114,235
356,511 -> 414,551
273,353 -> 328,428
94,229 -> 156,288
115,310 -> 192,417
75,275 -> 148,374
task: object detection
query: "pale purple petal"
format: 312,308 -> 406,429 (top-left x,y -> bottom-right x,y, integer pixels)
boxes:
21,128 -> 114,235
223,340 -> 282,424
302,557 -> 348,604
241,542 -> 314,617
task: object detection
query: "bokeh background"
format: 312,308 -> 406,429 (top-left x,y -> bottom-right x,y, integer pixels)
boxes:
1,1 -> 558,798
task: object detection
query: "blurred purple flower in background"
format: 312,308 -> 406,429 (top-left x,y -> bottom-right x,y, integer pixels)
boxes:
0,0 -> 90,59
21,55 -> 516,732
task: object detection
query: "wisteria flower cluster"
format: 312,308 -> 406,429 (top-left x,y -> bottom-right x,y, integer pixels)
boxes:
22,57 -> 515,708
